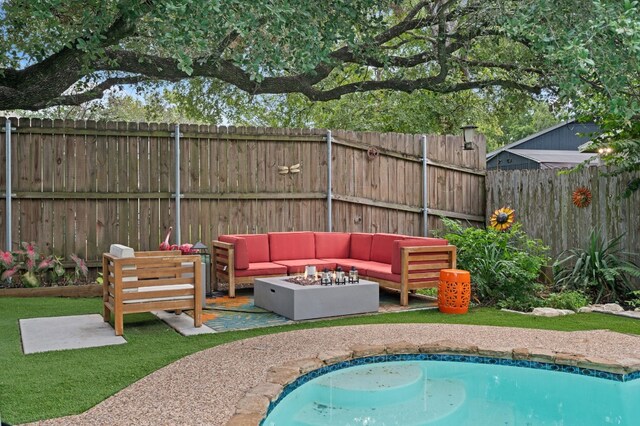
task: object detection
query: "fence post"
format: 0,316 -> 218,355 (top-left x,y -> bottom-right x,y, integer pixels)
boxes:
172,124 -> 181,245
326,130 -> 332,232
421,135 -> 428,236
4,118 -> 13,251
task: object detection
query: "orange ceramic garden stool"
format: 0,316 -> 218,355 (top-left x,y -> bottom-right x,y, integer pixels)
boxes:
438,269 -> 471,314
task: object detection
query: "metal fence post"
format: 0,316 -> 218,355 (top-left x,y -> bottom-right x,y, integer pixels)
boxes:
421,135 -> 428,236
327,130 -> 332,232
4,118 -> 13,251
173,124 -> 181,245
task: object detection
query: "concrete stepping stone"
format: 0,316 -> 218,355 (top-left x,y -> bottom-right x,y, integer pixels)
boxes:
19,314 -> 126,354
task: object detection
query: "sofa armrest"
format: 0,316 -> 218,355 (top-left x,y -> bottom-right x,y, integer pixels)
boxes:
133,250 -> 182,257
394,244 -> 457,306
212,240 -> 238,297
217,235 -> 249,269
391,238 -> 449,274
399,245 -> 457,277
213,240 -> 235,274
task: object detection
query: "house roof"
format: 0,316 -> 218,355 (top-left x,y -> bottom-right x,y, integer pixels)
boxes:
486,120 -> 575,161
504,149 -> 598,167
578,141 -> 597,152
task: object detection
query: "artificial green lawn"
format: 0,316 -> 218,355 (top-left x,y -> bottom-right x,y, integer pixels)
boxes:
1,297 -> 639,424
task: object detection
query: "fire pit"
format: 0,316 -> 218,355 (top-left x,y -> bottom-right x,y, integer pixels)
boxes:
254,277 -> 379,320
285,276 -> 322,286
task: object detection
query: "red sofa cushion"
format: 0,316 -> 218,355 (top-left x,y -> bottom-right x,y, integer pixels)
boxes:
239,234 -> 271,263
314,232 -> 351,259
370,233 -> 406,264
391,238 -> 449,274
234,262 -> 287,277
218,235 -> 249,270
350,233 -> 373,260
268,232 -> 315,261
273,259 -> 337,274
320,258 -> 373,275
365,262 -> 400,283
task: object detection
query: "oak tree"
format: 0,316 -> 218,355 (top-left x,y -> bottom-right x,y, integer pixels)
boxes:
1,1 -> 546,110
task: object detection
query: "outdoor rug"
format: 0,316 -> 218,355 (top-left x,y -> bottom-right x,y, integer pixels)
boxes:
191,289 -> 437,333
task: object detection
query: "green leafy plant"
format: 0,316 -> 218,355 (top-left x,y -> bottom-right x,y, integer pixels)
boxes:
0,243 -> 89,288
544,291 -> 591,311
417,287 -> 437,297
626,290 -> 640,309
553,229 -> 640,303
437,218 -> 549,310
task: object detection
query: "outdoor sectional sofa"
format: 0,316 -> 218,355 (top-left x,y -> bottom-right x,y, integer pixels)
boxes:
212,231 -> 456,306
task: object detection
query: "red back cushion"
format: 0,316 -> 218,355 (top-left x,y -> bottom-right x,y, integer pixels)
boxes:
221,234 -> 270,264
268,232 -> 315,261
314,232 -> 351,259
240,234 -> 271,263
391,238 -> 449,274
350,233 -> 373,260
218,235 -> 249,270
370,233 -> 407,264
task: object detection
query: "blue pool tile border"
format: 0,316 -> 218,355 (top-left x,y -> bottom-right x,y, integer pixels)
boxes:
261,353 -> 640,423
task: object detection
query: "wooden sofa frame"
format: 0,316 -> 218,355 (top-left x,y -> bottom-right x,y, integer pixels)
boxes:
103,250 -> 202,336
212,241 -> 456,306
378,245 -> 456,306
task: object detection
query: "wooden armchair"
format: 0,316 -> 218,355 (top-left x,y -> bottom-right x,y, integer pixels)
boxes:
102,250 -> 202,336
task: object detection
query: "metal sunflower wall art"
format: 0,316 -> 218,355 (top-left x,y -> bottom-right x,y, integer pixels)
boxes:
572,187 -> 592,208
490,207 -> 515,232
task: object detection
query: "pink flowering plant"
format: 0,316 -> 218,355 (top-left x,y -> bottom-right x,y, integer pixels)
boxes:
0,242 -> 89,288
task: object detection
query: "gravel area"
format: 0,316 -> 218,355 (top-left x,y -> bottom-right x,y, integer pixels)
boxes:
27,324 -> 640,426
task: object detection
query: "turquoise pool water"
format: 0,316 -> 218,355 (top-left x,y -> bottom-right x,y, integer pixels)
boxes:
263,360 -> 639,425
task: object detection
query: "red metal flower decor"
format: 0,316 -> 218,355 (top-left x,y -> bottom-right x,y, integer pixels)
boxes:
489,207 -> 515,232
572,187 -> 592,208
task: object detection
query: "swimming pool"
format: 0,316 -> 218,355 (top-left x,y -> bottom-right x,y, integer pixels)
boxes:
263,358 -> 640,425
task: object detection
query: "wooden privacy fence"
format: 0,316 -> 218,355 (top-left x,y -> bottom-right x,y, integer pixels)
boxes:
486,167 -> 640,260
0,117 -> 486,266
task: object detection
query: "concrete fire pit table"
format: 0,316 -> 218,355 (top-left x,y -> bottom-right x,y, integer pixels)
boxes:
254,277 -> 379,320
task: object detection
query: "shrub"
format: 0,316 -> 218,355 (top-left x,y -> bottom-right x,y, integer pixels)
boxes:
437,218 -> 550,309
544,291 -> 591,311
553,229 -> 640,304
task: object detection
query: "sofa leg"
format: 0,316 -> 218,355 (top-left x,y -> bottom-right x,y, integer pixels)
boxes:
400,279 -> 409,306
400,291 -> 409,306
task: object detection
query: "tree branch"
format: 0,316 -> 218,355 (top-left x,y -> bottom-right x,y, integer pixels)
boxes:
0,1 -> 152,110
455,59 -> 544,75
37,76 -> 150,108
